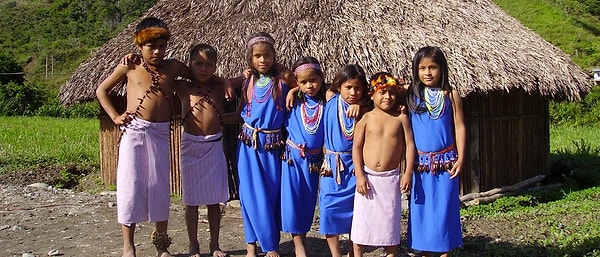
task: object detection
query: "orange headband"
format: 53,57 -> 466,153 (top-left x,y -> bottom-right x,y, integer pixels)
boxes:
369,74 -> 400,94
133,27 -> 171,45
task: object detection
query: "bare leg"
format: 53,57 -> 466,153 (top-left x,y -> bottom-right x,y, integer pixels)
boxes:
154,220 -> 172,257
246,242 -> 258,257
352,243 -> 363,257
207,204 -> 227,257
326,234 -> 342,257
440,252 -> 450,257
347,239 -> 354,257
291,233 -> 308,257
121,223 -> 136,257
383,245 -> 397,257
185,206 -> 200,257
266,250 -> 280,257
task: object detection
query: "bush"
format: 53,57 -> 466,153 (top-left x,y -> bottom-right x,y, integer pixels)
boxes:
35,101 -> 99,118
549,87 -> 600,126
0,81 -> 47,116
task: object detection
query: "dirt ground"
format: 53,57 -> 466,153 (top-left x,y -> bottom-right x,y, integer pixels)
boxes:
0,167 -> 535,257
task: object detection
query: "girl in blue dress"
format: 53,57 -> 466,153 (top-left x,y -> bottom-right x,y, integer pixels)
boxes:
236,32 -> 296,257
320,64 -> 369,257
280,57 -> 327,257
407,46 -> 466,257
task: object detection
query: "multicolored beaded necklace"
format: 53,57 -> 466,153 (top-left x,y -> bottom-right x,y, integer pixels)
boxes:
300,97 -> 323,134
424,87 -> 445,119
245,74 -> 277,117
337,96 -> 355,140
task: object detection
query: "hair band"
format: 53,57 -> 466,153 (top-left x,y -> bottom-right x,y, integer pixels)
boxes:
133,27 -> 171,45
294,63 -> 321,75
247,36 -> 275,48
369,74 -> 400,93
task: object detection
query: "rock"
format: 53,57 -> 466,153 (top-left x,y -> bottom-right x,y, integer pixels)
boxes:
47,249 -> 60,256
27,183 -> 49,188
22,252 -> 35,257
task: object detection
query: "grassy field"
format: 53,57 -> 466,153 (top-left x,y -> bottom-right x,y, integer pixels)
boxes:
0,116 -> 98,173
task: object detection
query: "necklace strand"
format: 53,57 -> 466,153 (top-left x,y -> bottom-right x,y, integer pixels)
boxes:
424,87 -> 445,119
337,96 -> 354,140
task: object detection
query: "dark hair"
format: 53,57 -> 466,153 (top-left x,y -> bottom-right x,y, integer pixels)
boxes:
330,64 -> 368,102
135,17 -> 168,33
407,46 -> 451,113
189,43 -> 218,64
291,56 -> 327,103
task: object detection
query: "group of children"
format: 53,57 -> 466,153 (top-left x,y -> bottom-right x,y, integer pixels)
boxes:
96,16 -> 466,257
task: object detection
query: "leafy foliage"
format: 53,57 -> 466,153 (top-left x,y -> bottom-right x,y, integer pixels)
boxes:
0,81 -> 47,116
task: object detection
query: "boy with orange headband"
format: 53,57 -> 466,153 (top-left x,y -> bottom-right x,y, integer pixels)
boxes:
96,17 -> 193,257
350,72 -> 416,257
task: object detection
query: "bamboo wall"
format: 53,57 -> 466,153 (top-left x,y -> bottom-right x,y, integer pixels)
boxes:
462,89 -> 550,194
98,95 -> 241,197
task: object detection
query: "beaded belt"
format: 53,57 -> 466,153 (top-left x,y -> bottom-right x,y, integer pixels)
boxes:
238,123 -> 284,150
416,145 -> 458,174
285,139 -> 324,173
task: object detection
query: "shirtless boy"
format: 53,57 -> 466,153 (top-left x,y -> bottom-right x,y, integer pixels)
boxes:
175,43 -> 230,257
350,72 -> 416,257
95,17 -> 192,257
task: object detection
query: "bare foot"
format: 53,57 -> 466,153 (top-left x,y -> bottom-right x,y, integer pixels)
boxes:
122,245 -> 135,257
157,250 -> 172,257
245,243 -> 257,257
212,248 -> 228,257
188,241 -> 200,257
266,250 -> 280,257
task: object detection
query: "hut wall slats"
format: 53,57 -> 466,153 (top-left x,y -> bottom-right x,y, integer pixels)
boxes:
170,118 -> 182,195
99,114 -> 119,185
464,90 -> 549,193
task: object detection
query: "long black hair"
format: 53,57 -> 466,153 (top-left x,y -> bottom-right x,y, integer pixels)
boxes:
407,46 -> 451,114
291,56 -> 327,104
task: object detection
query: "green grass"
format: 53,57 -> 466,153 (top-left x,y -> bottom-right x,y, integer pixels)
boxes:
0,116 -> 98,173
493,0 -> 600,69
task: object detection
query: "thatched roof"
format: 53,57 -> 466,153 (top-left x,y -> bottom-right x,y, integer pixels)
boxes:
59,0 -> 592,106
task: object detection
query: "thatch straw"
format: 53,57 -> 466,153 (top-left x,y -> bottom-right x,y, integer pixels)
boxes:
59,0 -> 592,105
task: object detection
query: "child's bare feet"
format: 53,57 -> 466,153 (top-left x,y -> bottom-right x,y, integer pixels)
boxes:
157,250 -> 172,257
122,245 -> 135,257
266,251 -> 280,257
188,241 -> 200,257
211,248 -> 228,257
245,243 -> 257,257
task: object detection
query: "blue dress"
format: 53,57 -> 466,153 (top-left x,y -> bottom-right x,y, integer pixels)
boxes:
237,75 -> 289,251
408,94 -> 463,252
319,94 -> 356,235
280,95 -> 324,234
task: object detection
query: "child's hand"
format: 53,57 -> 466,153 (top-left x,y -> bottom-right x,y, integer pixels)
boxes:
449,160 -> 463,179
346,104 -> 360,118
242,69 -> 251,79
355,175 -> 370,196
223,78 -> 234,101
120,53 -> 140,67
285,87 -> 300,110
400,173 -> 412,194
112,111 -> 134,126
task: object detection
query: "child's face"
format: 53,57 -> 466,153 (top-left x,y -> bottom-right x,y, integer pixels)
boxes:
418,56 -> 441,88
371,87 -> 397,111
296,69 -> 323,97
190,51 -> 216,82
138,38 -> 167,66
251,43 -> 275,74
339,78 -> 363,104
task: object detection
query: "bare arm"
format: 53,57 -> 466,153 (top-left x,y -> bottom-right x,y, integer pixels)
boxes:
95,64 -> 132,125
400,113 -> 416,193
352,115 -> 369,195
450,89 -> 466,179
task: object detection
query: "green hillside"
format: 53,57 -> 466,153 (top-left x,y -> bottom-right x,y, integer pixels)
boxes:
0,0 -> 598,117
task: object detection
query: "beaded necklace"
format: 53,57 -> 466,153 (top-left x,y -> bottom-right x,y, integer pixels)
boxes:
300,97 -> 323,134
245,74 -> 278,117
180,81 -> 223,126
424,87 -> 445,119
133,59 -> 172,118
337,96 -> 355,140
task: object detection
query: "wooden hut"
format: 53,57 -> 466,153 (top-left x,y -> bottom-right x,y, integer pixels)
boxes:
59,0 -> 592,196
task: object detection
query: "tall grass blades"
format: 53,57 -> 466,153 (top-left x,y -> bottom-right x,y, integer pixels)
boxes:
0,116 -> 98,173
